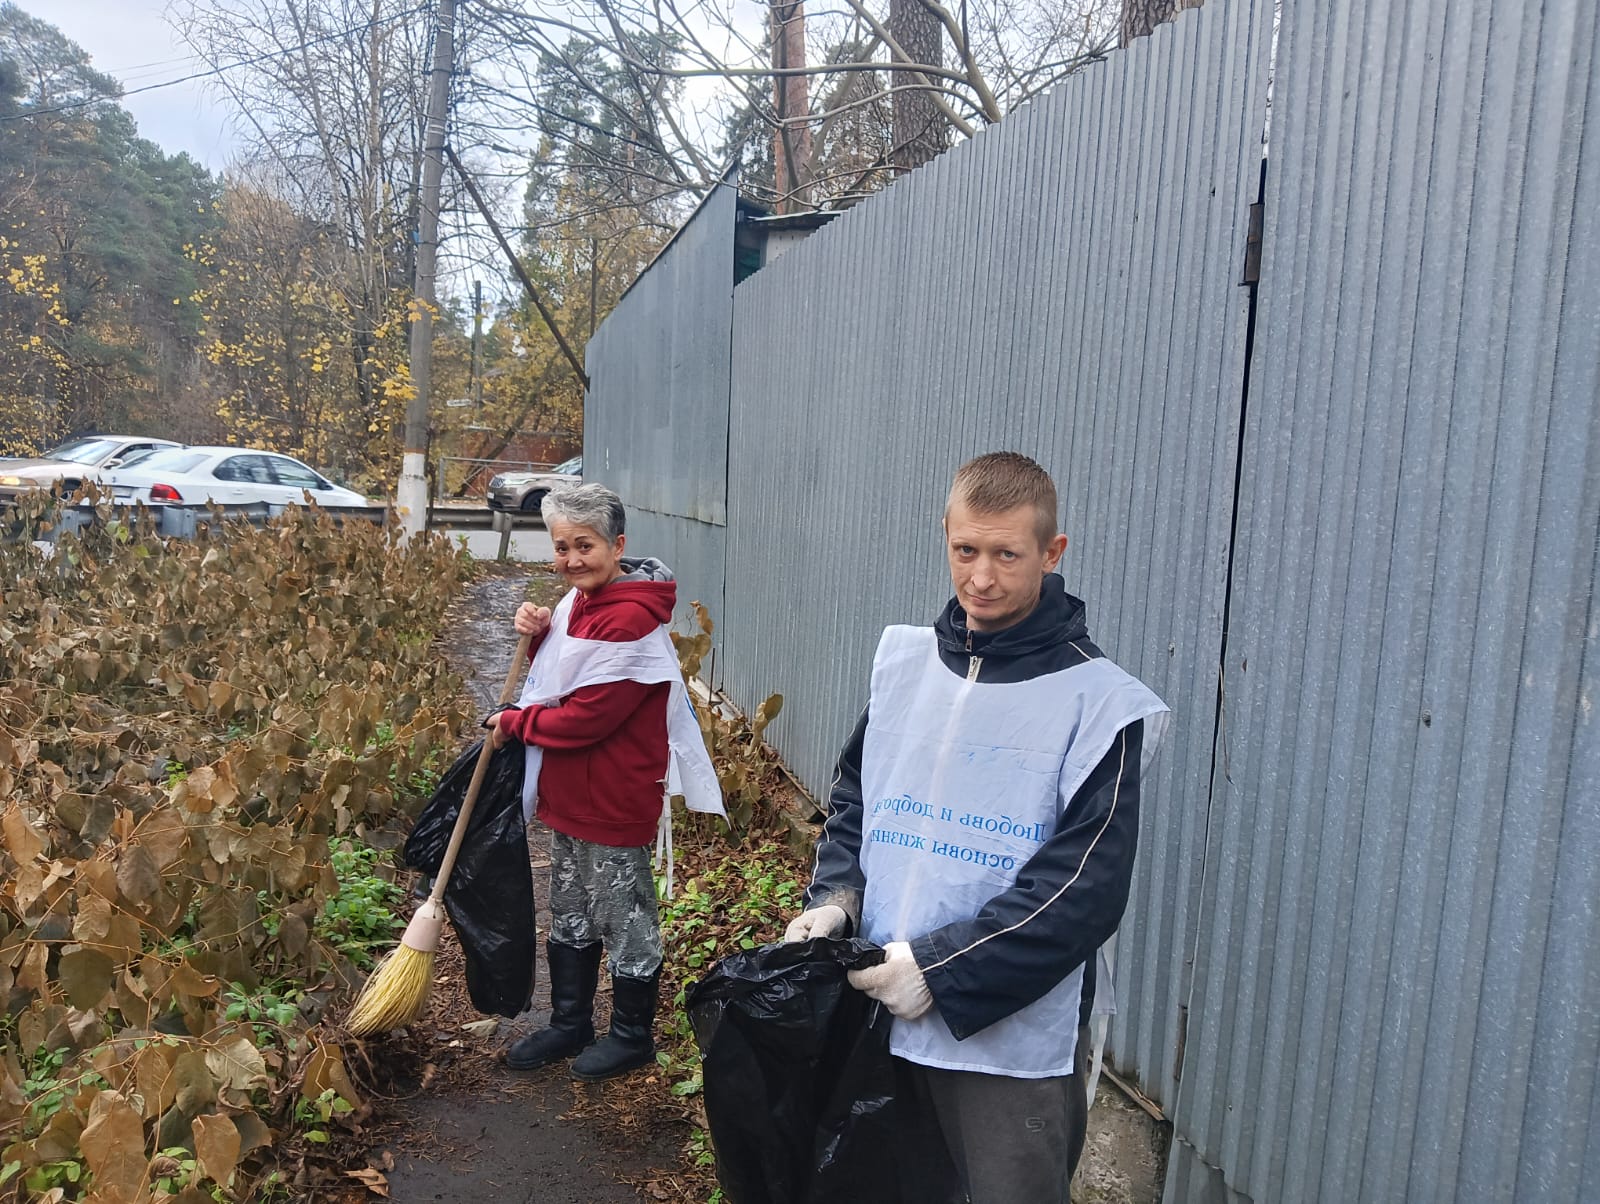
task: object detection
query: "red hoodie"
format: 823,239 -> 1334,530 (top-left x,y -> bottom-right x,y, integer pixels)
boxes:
498,571 -> 676,847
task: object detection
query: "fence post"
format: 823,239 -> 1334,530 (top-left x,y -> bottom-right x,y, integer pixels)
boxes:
492,509 -> 513,561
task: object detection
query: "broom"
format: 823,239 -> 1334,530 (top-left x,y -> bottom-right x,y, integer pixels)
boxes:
346,630 -> 533,1035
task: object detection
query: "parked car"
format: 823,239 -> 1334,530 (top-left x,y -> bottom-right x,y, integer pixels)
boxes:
487,455 -> 582,512
106,446 -> 369,508
0,434 -> 182,501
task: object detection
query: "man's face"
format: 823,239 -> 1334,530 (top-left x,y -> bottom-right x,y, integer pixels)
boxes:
549,519 -> 626,594
944,499 -> 1068,633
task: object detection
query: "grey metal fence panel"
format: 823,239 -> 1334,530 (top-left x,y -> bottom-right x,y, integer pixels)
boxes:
584,183 -> 735,527
722,0 -> 1272,1112
620,507 -> 727,643
1168,0 -> 1600,1200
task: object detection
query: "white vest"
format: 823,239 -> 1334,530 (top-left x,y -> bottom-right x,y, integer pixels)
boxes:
858,625 -> 1169,1077
516,589 -> 725,831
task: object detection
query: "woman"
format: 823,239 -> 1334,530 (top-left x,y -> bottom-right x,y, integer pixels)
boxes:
487,482 -> 719,1080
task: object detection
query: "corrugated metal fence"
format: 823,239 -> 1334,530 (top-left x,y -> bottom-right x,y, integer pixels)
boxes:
585,183 -> 736,646
1168,0 -> 1600,1201
582,0 -> 1599,1198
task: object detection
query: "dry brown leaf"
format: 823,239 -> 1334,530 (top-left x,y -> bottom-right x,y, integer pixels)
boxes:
115,844 -> 161,906
1,803 -> 45,864
232,1110 -> 273,1154
13,863 -> 46,912
57,946 -> 115,1010
174,1049 -> 216,1116
344,1167 -> 390,1197
134,811 -> 188,869
204,1036 -> 268,1095
72,893 -> 113,943
193,1112 -> 241,1187
134,1042 -> 179,1116
78,1090 -> 148,1201
170,960 -> 219,998
302,1042 -> 363,1109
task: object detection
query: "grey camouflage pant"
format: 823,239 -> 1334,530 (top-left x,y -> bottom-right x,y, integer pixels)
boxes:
548,831 -> 662,978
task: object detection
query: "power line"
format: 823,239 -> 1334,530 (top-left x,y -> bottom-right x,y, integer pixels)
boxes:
0,6 -> 426,124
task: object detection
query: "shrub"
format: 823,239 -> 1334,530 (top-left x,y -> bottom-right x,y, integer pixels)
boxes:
0,496 -> 470,1200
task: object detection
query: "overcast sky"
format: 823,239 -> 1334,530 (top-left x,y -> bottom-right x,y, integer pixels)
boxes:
44,0 -> 237,167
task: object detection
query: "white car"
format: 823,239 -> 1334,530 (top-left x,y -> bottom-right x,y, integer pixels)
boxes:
0,434 -> 181,500
106,446 -> 369,508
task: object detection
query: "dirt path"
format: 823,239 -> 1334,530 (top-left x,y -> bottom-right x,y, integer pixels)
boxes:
365,566 -> 679,1204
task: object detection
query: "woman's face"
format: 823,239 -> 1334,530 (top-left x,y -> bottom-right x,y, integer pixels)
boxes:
548,519 -> 625,594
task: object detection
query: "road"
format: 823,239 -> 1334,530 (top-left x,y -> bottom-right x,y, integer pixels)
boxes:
444,526 -> 554,561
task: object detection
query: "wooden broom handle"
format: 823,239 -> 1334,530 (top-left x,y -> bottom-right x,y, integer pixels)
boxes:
427,630 -> 533,903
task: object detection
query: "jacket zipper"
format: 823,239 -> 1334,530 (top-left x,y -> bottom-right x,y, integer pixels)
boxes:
964,631 -> 981,681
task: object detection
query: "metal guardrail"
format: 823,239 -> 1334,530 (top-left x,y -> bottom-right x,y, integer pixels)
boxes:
4,499 -> 388,542
4,497 -> 544,560
424,504 -> 545,530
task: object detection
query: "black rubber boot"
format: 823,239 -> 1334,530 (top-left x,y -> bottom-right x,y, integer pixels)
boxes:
570,970 -> 659,1082
506,940 -> 601,1070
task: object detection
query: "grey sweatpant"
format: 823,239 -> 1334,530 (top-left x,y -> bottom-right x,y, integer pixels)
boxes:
547,830 -> 663,979
913,1024 -> 1092,1204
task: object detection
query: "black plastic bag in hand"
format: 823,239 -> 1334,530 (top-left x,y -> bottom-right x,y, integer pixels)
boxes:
403,739 -> 534,1017
688,938 -> 962,1204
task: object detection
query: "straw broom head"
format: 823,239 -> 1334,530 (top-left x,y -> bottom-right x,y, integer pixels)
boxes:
345,899 -> 446,1036
345,632 -> 531,1039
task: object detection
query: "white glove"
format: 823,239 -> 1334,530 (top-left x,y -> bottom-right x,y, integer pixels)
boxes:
783,904 -> 849,944
847,941 -> 933,1020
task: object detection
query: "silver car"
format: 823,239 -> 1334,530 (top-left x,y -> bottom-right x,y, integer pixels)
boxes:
487,455 -> 582,512
0,434 -> 181,501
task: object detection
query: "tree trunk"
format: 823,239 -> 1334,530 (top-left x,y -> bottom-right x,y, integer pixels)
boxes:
889,0 -> 947,172
771,0 -> 813,211
1121,0 -> 1205,47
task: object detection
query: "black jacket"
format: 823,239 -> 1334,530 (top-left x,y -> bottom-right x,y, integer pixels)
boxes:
805,574 -> 1146,1041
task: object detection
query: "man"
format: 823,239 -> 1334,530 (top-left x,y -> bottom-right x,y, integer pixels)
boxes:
784,452 -> 1169,1203
487,482 -> 722,1081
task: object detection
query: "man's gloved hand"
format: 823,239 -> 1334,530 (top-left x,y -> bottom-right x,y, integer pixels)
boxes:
783,904 -> 849,944
847,941 -> 933,1020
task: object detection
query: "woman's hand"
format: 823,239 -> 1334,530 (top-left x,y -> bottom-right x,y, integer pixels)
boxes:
514,602 -> 552,637
484,709 -> 514,750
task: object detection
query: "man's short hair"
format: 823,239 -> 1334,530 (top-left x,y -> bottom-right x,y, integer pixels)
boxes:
946,451 -> 1059,546
541,482 -> 627,543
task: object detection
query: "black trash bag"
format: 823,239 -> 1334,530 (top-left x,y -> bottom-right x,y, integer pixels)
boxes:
688,938 -> 962,1204
403,738 -> 535,1017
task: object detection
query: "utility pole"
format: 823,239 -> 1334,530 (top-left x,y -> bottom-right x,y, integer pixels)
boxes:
397,0 -> 457,537
470,278 -> 483,404
770,0 -> 812,213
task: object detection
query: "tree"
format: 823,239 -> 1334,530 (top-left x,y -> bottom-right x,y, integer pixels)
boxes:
0,1 -> 119,110
0,5 -> 217,452
465,0 -> 1119,214
177,0 -> 440,423
1120,0 -> 1204,46
888,0 -> 948,171
185,175 -> 465,490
